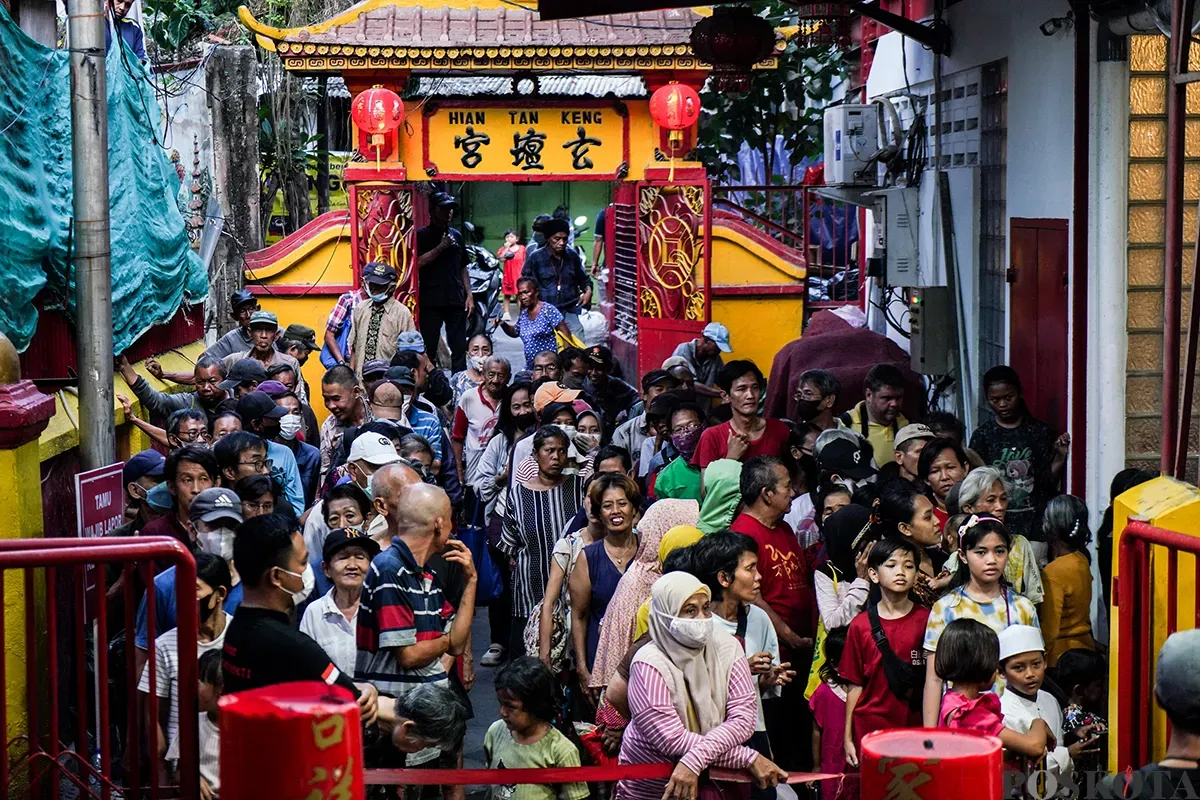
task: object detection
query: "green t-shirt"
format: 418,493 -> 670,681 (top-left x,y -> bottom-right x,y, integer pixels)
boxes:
653,456 -> 703,501
483,721 -> 589,800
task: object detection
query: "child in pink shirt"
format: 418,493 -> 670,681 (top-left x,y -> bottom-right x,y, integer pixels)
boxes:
934,619 -> 1055,759
809,626 -> 856,800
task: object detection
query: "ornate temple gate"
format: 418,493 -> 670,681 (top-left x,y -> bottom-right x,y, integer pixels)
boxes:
239,0 -> 779,378
634,178 -> 712,376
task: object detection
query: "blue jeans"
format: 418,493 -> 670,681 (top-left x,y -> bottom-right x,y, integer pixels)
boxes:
560,310 -> 584,340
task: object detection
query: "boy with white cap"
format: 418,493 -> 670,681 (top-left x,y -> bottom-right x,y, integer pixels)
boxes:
998,624 -> 1076,777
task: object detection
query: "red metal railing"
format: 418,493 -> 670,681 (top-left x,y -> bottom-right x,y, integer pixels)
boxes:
711,185 -> 864,312
1115,520 -> 1200,771
0,536 -> 198,800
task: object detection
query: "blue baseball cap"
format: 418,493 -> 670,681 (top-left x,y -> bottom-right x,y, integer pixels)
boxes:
396,331 -> 426,353
701,322 -> 733,353
123,450 -> 165,488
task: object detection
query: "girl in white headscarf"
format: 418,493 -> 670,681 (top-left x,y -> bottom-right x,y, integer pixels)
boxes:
617,572 -> 788,800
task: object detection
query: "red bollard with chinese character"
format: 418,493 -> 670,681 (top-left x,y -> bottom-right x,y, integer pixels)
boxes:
219,681 -> 364,799
860,729 -> 1003,800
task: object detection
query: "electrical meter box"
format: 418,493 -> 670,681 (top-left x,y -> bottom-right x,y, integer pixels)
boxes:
824,104 -> 880,186
908,286 -> 955,375
878,186 -> 920,287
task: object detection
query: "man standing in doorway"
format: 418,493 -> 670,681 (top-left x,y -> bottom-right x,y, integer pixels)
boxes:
521,217 -> 591,340
839,364 -> 909,465
416,192 -> 472,372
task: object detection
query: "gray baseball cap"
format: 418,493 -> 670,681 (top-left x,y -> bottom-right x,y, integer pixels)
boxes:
1156,628 -> 1200,724
189,488 -> 244,526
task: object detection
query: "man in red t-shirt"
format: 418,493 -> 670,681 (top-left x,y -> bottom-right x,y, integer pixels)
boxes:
693,360 -> 790,469
729,454 -> 816,771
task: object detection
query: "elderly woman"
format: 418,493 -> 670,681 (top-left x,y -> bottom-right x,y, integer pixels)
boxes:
570,474 -> 643,691
945,466 -> 1044,603
618,573 -> 788,800
588,497 -> 702,694
497,277 -> 575,370
499,426 -> 584,657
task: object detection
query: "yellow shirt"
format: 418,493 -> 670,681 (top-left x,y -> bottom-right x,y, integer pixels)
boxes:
1039,551 -> 1096,666
842,402 -> 908,465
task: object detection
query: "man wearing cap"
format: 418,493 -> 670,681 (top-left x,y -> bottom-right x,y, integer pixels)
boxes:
661,356 -> 696,395
135,486 -> 245,668
217,358 -> 268,400
205,289 -> 262,361
348,261 -> 417,377
299,527 -> 380,676
839,364 -> 909,466
235,392 -> 306,517
416,192 -> 472,372
521,216 -> 591,339
117,353 -> 229,424
1103,629 -> 1200,799
362,359 -> 390,396
377,366 -> 443,466
391,331 -> 456,412
612,369 -> 680,459
893,424 -> 935,483
582,345 -> 639,429
814,429 -> 877,492
224,310 -> 303,389
104,451 -> 167,627
278,323 -> 320,367
672,322 -> 733,407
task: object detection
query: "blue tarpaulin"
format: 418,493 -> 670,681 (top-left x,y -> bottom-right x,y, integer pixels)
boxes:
0,5 -> 206,352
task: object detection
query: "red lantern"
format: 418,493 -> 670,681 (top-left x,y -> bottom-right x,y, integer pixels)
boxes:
649,83 -> 702,134
351,85 -> 405,169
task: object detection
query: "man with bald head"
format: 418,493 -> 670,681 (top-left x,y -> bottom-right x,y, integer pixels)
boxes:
356,481 -> 477,717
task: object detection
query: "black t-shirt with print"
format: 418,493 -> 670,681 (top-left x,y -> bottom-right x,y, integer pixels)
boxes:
968,416 -> 1059,541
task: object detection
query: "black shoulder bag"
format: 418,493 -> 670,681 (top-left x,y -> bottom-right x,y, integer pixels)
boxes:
866,602 -> 926,711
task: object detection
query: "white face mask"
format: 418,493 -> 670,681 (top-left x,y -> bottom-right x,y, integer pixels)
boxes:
278,414 -> 302,441
469,355 -> 487,372
278,563 -> 315,606
556,423 -> 577,438
667,614 -> 713,649
198,528 -> 236,561
575,433 -> 600,452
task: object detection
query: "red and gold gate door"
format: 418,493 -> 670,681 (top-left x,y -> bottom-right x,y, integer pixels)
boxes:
635,179 -> 711,376
348,182 -> 419,320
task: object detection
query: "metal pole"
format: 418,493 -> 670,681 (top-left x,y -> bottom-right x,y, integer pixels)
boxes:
1069,5 -> 1090,496
1162,0 -> 1188,476
68,0 -> 116,470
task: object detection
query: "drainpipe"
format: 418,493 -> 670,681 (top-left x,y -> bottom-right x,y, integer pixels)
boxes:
1162,0 -> 1188,476
68,0 -> 116,470
1071,5 -> 1091,497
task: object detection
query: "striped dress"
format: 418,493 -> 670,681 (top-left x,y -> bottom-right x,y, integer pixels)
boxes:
499,475 -> 584,618
617,657 -> 760,800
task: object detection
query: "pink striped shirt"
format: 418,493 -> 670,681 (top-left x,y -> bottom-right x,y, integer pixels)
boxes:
616,656 -> 759,800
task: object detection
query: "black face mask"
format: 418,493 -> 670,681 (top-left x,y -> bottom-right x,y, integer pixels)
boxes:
793,398 -> 822,421
514,412 -> 537,430
198,592 -> 220,624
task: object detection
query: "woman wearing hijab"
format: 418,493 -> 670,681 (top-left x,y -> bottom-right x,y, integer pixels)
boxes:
618,573 -> 788,800
590,499 -> 702,693
698,459 -> 744,534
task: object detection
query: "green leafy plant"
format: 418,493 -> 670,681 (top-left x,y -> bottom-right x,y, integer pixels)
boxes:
695,1 -> 847,186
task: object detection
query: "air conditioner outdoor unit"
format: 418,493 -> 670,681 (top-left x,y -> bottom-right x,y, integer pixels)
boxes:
823,104 -> 880,187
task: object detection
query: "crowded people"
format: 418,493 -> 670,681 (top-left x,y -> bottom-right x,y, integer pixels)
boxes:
105,257 -> 1139,800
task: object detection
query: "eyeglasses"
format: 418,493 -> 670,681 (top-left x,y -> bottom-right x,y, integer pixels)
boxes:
238,458 -> 272,473
175,429 -> 211,443
672,423 -> 702,435
794,388 -> 822,401
242,501 -> 274,513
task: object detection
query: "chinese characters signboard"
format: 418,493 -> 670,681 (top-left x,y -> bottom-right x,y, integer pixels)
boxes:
424,104 -> 628,180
